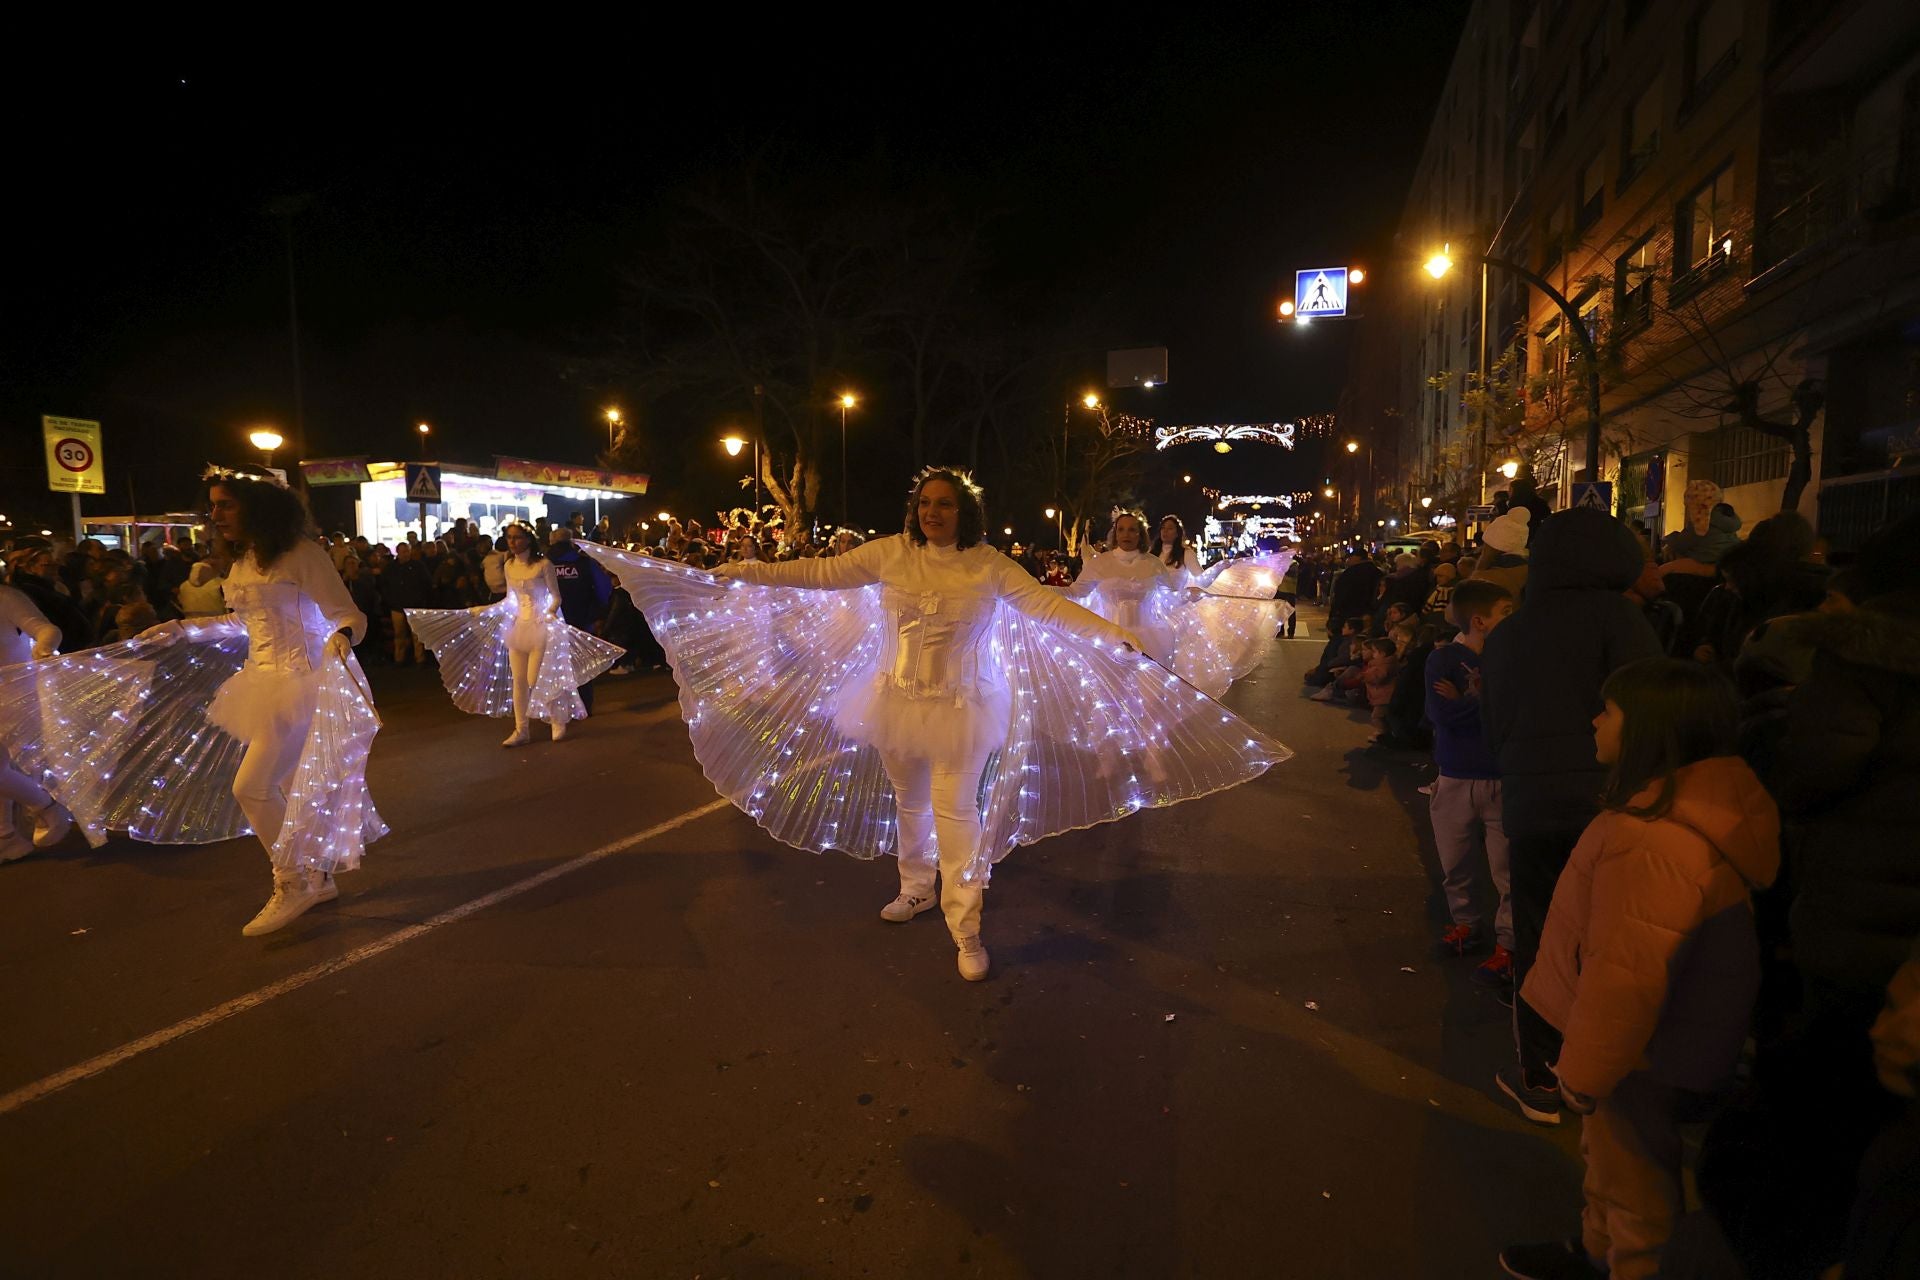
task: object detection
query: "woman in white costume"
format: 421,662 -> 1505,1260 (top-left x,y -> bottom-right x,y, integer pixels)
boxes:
580,468 -> 1291,982
1067,510 -> 1179,662
1072,510 -> 1288,699
0,467 -> 386,935
406,521 -> 623,746
0,584 -> 69,863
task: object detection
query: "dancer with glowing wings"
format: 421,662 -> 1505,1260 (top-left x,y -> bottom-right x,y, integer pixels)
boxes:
1072,510 -> 1291,699
0,584 -> 69,864
0,467 -> 385,936
582,467 -> 1289,982
405,522 -> 623,747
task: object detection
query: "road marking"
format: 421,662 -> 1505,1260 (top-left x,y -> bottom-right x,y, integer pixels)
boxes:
0,797 -> 733,1118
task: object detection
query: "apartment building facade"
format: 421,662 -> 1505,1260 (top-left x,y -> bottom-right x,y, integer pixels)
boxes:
1353,0 -> 1920,549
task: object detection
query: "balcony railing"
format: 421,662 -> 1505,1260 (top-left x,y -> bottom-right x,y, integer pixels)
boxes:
1756,133 -> 1916,272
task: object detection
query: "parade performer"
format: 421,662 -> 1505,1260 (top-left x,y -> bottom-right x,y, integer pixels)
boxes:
0,467 -> 386,935
0,584 -> 69,863
1073,510 -> 1291,699
406,522 -> 623,746
1151,514 -> 1207,582
580,467 -> 1289,982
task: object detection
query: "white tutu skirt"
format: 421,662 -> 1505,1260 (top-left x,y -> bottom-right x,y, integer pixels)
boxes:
207,664 -> 321,745
0,628 -> 386,872
578,541 -> 1292,884
407,602 -> 624,724
833,675 -> 1013,764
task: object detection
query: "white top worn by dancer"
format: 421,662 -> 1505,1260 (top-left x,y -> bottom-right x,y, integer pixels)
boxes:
0,586 -> 60,666
1070,548 -> 1179,661
204,540 -> 367,746
719,534 -> 1140,762
505,555 -> 561,652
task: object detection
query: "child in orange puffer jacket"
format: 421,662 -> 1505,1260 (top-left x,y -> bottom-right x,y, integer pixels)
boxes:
1498,658 -> 1780,1280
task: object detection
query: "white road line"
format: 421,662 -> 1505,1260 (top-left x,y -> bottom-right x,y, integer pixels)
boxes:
0,797 -> 733,1118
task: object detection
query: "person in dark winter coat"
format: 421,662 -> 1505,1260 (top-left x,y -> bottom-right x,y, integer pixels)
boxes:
1482,507 -> 1665,1126
1377,554 -> 1427,625
1325,551 -> 1383,637
547,530 -> 615,711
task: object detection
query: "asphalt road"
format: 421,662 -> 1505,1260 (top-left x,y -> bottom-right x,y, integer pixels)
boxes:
0,607 -> 1579,1278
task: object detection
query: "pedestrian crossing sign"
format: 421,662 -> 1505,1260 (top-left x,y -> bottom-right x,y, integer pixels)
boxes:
1294,267 -> 1349,318
405,462 -> 442,503
1571,481 -> 1613,514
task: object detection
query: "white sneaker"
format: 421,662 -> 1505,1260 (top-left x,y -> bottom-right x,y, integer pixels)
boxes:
880,892 -> 936,923
550,718 -> 570,742
501,725 -> 532,748
608,665 -> 633,676
241,869 -> 332,937
956,935 -> 990,981
1308,685 -> 1337,702
27,802 -> 72,849
0,830 -> 34,865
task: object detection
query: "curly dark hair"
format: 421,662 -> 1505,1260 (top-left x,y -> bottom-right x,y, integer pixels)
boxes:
207,467 -> 314,570
902,466 -> 987,550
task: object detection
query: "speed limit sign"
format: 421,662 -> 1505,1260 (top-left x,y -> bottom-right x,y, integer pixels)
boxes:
43,416 -> 105,495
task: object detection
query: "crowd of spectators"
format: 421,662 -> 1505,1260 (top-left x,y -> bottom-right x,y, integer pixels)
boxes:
1296,480 -> 1920,1278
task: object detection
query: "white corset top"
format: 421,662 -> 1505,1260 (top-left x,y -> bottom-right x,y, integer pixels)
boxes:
506,558 -> 554,620
223,581 -> 323,674
877,585 -> 999,702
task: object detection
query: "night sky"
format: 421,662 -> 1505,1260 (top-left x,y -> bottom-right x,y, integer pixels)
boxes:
5,7 -> 1470,535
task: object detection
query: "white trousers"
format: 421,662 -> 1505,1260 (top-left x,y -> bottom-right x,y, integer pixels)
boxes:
231,719 -> 309,869
0,751 -> 52,840
508,639 -> 547,729
880,745 -> 992,941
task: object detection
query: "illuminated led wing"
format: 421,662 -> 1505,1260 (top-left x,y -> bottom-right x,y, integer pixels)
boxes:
1201,550 -> 1294,599
274,651 -> 388,875
407,603 -> 623,722
580,542 -> 898,858
0,629 -> 251,846
582,542 -> 1290,881
970,608 -> 1290,879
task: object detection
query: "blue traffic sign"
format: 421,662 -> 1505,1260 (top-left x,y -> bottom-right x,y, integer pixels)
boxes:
1294,267 -> 1349,318
405,462 -> 442,503
1571,481 -> 1613,514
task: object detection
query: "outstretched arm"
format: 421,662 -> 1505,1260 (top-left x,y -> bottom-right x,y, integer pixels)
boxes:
993,556 -> 1140,650
713,536 -> 890,590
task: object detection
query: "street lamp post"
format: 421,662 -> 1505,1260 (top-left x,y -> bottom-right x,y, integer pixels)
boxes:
605,408 -> 621,453
248,428 -> 283,470
1044,506 -> 1062,549
1426,247 -> 1603,486
414,422 -> 433,543
722,433 -> 761,516
838,392 -> 857,529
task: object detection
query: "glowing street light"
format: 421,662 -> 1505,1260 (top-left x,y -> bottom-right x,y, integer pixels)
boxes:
248,428 -> 284,467
1421,496 -> 1433,509
721,435 -> 745,457
1278,300 -> 1296,318
837,392 -> 858,528
1345,440 -> 1360,454
1424,248 -> 1454,279
1181,474 -> 1192,484
1043,507 -> 1056,519
1500,459 -> 1521,479
1082,392 -> 1101,410
721,431 -> 762,507
605,408 -> 622,451
1324,487 -> 1335,498
1349,267 -> 1367,285
415,421 -> 431,459
657,511 -> 673,522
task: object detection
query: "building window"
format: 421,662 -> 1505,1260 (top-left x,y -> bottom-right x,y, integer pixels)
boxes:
1699,421 -> 1789,490
1544,79 -> 1570,157
1684,0 -> 1741,109
1576,286 -> 1604,347
1620,80 -> 1661,191
1614,232 -> 1656,334
1580,20 -> 1610,99
1673,163 -> 1737,297
1538,316 -> 1566,412
1577,153 -> 1606,229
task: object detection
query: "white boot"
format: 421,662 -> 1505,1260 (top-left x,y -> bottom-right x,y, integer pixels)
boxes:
1,828 -> 33,865
26,801 -> 72,850
501,722 -> 532,748
241,868 -> 334,937
550,717 -> 569,742
956,935 -> 990,981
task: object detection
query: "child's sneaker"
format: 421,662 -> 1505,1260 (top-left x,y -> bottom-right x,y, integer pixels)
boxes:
1434,922 -> 1490,958
1473,945 -> 1514,989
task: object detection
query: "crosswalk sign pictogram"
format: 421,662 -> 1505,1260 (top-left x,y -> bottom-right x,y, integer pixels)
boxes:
1294,267 -> 1349,318
405,462 -> 442,503
1571,481 -> 1613,514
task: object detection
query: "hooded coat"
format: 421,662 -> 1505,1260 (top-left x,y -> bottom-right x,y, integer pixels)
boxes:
1522,756 -> 1781,1099
1775,598 -> 1920,992
1482,509 -> 1665,835
1662,505 -> 1744,566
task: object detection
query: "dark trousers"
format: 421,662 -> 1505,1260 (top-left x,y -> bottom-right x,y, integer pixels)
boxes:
1509,826 -> 1584,1084
1276,591 -> 1297,637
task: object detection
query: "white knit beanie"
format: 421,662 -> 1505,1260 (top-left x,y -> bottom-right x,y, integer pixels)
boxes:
1483,507 -> 1532,554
